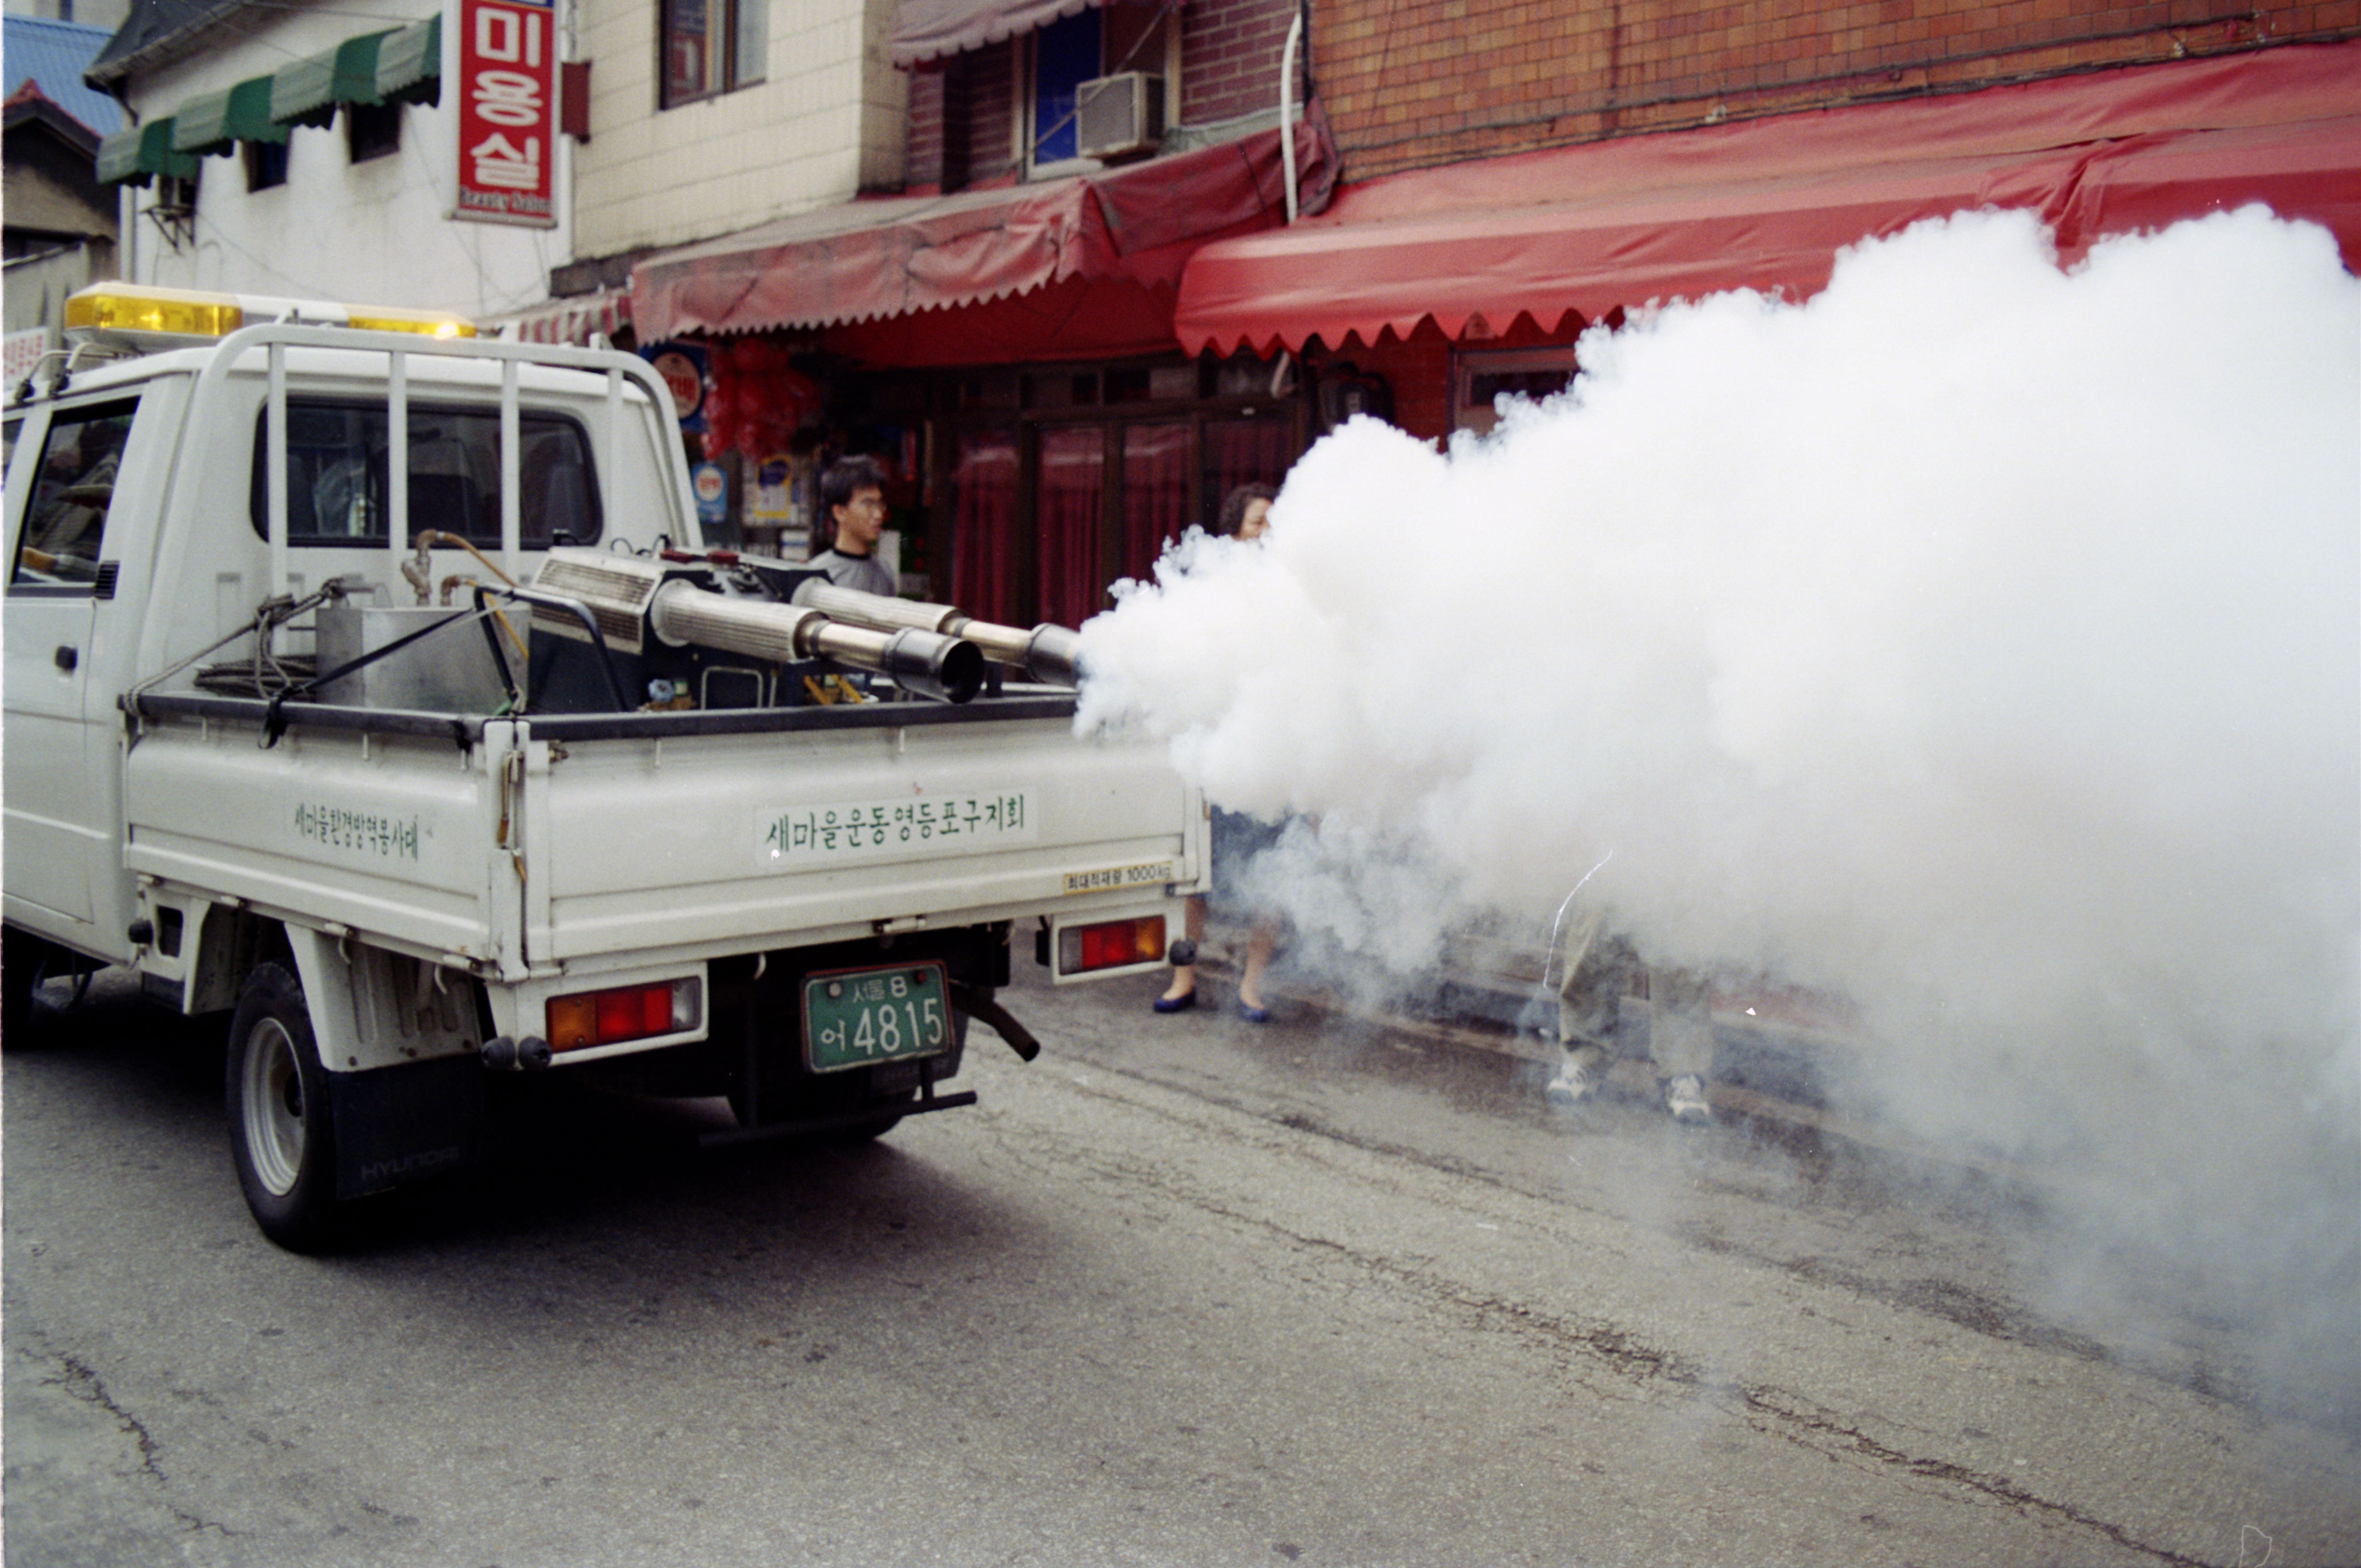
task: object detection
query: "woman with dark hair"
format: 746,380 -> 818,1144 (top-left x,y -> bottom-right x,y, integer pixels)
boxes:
1156,482 -> 1284,1022
1216,480 -> 1276,540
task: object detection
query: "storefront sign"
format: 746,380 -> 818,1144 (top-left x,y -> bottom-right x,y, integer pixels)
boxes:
3,327 -> 53,387
749,450 -> 795,529
455,0 -> 558,227
693,461 -> 729,526
640,340 -> 709,430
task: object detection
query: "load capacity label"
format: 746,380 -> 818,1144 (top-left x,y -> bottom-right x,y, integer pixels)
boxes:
1061,860 -> 1175,895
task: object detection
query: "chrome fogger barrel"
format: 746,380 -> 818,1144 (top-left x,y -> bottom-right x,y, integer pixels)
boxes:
791,579 -> 1084,688
802,620 -> 985,706
651,580 -> 984,704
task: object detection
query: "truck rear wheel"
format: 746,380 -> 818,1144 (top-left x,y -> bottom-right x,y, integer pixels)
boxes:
226,962 -> 343,1251
832,1094 -> 912,1143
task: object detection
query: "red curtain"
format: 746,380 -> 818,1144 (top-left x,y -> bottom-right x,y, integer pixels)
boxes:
1202,417 -> 1294,530
1035,425 -> 1107,630
1120,422 -> 1192,586
949,429 -> 1020,627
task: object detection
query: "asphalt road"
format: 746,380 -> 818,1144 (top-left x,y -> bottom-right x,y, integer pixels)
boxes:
6,957 -> 2358,1567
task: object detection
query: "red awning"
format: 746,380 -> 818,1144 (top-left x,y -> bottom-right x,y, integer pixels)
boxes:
891,0 -> 1098,67
630,120 -> 1332,357
1176,41 -> 2361,357
492,287 -> 633,346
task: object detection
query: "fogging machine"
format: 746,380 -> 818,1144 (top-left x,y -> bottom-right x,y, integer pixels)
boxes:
521,546 -> 1082,713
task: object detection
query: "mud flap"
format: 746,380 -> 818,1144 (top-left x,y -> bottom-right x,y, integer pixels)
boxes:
329,1055 -> 485,1199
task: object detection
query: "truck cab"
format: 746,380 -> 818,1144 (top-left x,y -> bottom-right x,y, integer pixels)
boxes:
6,289 -> 689,974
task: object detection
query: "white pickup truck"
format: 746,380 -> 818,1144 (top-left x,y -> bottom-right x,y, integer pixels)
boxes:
3,283 -> 1204,1248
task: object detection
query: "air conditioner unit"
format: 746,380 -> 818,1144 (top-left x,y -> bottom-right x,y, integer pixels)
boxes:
1075,72 -> 1164,161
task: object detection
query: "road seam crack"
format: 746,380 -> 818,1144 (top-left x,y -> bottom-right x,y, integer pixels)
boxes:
40,1350 -> 238,1539
1740,1384 -> 2207,1567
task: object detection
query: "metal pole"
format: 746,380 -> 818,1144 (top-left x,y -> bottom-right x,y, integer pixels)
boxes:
267,342 -> 288,599
388,346 -> 409,596
1279,4 -> 1302,225
500,358 -> 522,578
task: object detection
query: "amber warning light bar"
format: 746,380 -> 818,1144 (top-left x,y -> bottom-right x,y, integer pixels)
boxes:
62,283 -> 474,352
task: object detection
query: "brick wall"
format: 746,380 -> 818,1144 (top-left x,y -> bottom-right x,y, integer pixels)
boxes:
1180,0 -> 1304,123
901,0 -> 1301,192
907,67 -> 947,190
963,45 -> 1021,183
910,42 -> 1020,190
574,0 -> 906,255
1314,0 -> 2361,181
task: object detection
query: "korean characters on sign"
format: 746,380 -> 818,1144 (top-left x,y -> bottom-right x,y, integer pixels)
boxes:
457,0 -> 558,226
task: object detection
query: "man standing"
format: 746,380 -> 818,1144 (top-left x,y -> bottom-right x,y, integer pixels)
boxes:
807,455 -> 899,598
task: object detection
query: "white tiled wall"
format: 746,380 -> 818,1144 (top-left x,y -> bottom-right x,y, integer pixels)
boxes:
574,0 -> 907,256
123,3 -> 564,320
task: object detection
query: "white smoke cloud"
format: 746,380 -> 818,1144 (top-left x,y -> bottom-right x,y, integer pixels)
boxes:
1077,205 -> 2361,1420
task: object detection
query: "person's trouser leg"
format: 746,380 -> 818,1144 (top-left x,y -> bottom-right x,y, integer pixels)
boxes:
1647,966 -> 1715,1083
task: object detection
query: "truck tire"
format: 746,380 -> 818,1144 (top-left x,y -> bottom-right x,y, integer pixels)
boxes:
226,962 -> 343,1251
833,1095 -> 911,1143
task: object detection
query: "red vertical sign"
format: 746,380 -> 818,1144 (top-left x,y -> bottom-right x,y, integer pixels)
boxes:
456,0 -> 558,227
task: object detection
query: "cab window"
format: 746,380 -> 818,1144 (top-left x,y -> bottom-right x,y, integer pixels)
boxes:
13,398 -> 138,590
248,398 -> 604,549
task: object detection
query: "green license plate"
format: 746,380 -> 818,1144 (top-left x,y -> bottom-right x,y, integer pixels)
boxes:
803,963 -> 952,1073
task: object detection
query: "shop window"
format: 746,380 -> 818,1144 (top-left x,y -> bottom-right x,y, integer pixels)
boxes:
942,356 -> 1304,630
949,428 -> 1021,627
1453,346 -> 1581,435
348,101 -> 403,163
663,0 -> 766,108
1202,416 -> 1293,533
1120,422 -> 1190,584
955,373 -> 1020,412
1036,426 -> 1107,630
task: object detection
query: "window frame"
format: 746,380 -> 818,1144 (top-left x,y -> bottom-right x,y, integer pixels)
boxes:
246,394 -> 608,552
659,0 -> 767,110
10,395 -> 142,596
1021,1 -> 1174,179
1452,345 -> 1582,435
347,99 -> 403,163
245,136 -> 290,192
927,353 -> 1305,627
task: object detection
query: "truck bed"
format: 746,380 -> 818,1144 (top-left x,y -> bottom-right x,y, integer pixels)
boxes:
122,690 -> 1202,981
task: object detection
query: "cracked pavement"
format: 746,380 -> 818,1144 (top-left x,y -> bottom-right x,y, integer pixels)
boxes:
5,965 -> 2358,1566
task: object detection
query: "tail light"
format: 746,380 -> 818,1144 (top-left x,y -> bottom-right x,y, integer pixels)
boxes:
1057,916 -> 1167,976
547,977 -> 701,1052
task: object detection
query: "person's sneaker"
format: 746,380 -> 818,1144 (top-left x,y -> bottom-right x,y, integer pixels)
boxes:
1664,1074 -> 1712,1125
1544,1055 -> 1598,1108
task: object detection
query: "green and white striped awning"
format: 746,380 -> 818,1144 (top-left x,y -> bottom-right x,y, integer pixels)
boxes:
97,12 -> 441,182
172,74 -> 287,156
95,116 -> 199,185
268,14 -> 443,130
